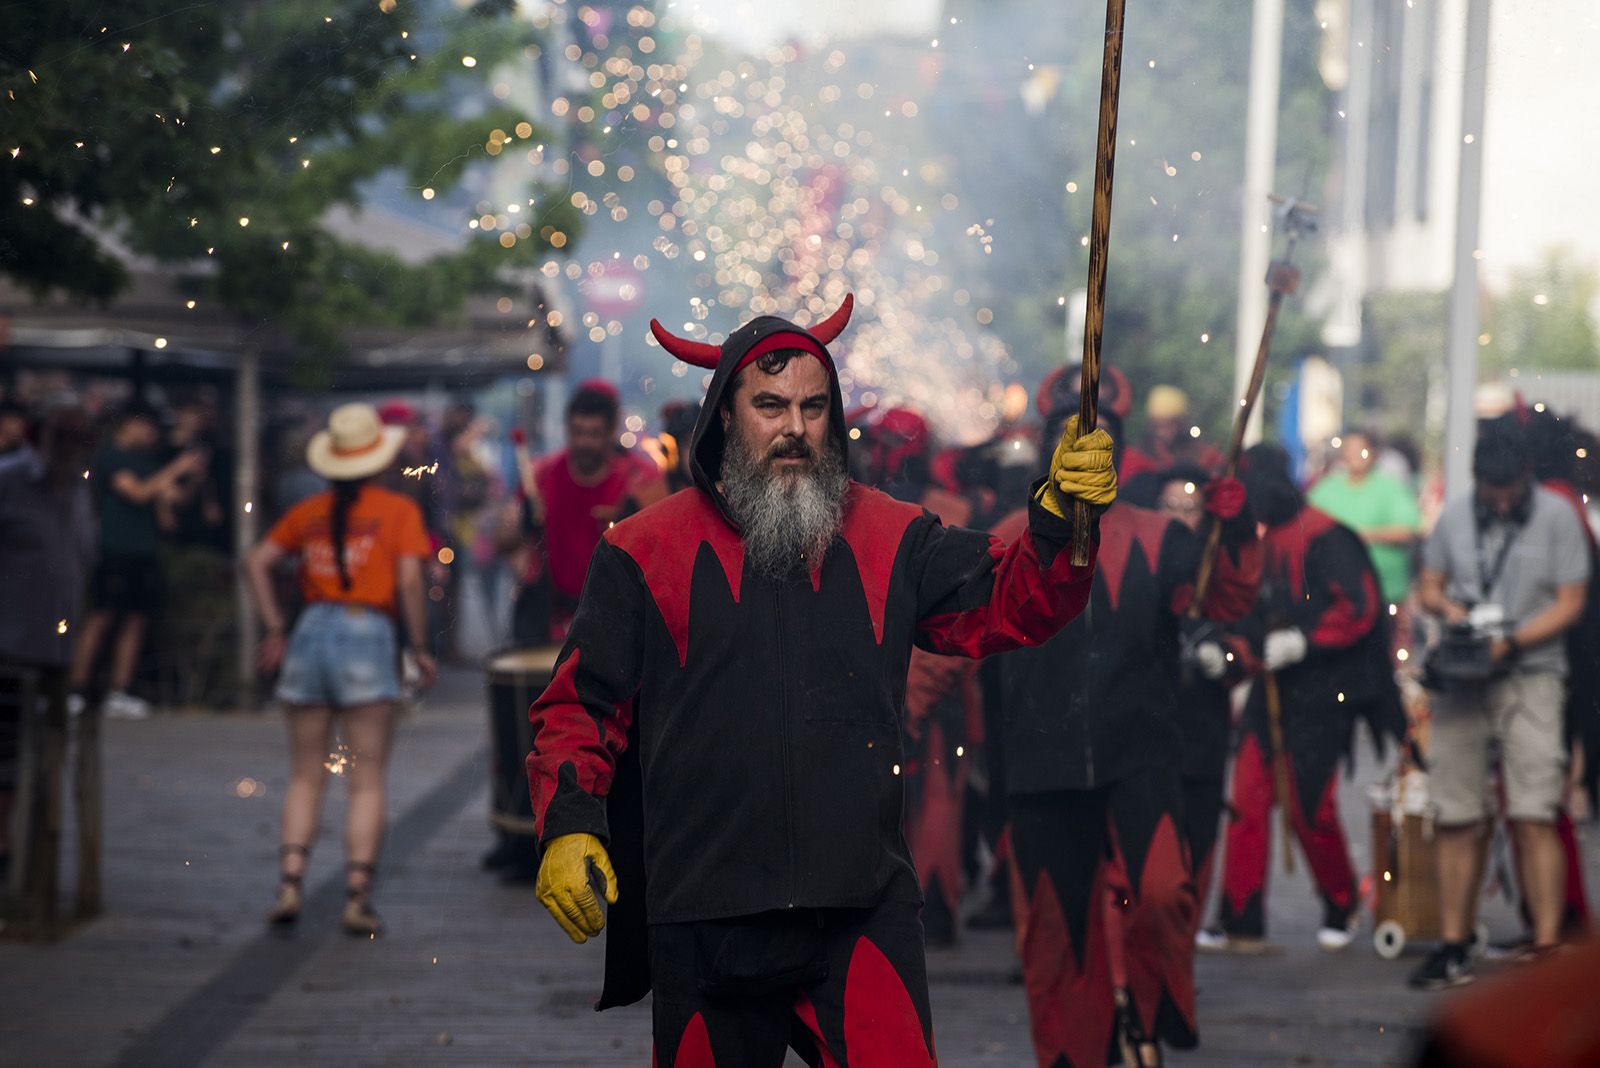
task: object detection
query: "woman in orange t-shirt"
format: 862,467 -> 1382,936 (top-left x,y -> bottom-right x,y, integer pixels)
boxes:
244,403 -> 439,937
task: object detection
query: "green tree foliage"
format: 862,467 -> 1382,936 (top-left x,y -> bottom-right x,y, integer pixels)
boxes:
0,0 -> 581,351
1481,249 -> 1600,376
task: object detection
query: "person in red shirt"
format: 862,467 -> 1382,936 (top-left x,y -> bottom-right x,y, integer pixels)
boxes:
244,403 -> 439,937
531,380 -> 662,641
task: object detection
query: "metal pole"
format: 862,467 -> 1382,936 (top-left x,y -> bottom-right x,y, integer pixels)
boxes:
234,348 -> 261,710
1234,0 -> 1285,446
1443,0 -> 1491,499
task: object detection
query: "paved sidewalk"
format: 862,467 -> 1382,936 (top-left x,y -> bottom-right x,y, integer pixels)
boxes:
2,673 -> 1593,1066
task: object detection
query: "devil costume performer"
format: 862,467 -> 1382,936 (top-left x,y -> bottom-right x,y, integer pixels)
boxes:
525,296 -> 1114,1067
1215,445 -> 1404,942
991,411 -> 1261,1068
1125,462 -> 1259,910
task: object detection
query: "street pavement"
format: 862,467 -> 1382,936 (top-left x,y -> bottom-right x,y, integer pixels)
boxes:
2,669 -> 1593,1067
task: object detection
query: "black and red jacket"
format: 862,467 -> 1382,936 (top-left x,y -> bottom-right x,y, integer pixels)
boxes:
990,500 -> 1260,794
526,309 -> 1097,929
1238,503 -> 1403,803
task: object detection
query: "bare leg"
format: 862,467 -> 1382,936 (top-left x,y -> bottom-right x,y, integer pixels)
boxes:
280,706 -> 336,867
339,702 -> 396,934
341,702 -> 397,879
108,613 -> 147,694
69,610 -> 113,691
1436,823 -> 1482,943
1511,819 -> 1566,947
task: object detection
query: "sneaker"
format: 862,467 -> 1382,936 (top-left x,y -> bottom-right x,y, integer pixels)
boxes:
1317,905 -> 1359,952
1407,942 -> 1475,990
1196,928 -> 1282,956
1316,924 -> 1356,951
103,691 -> 152,720
66,693 -> 87,718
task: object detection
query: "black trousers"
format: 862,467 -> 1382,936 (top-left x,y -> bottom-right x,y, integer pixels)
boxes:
648,878 -> 935,1068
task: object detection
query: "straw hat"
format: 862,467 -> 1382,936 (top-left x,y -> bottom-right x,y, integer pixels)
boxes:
306,403 -> 406,480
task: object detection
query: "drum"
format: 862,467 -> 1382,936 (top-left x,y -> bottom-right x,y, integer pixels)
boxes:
486,647 -> 562,839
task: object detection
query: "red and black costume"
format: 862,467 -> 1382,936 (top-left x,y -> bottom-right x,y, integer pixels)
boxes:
990,425 -> 1259,1068
858,406 -> 984,946
526,297 -> 1099,1067
1123,462 -> 1257,911
1216,447 -> 1403,939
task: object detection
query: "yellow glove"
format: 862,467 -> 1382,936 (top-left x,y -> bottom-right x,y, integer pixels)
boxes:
1040,415 -> 1117,517
535,833 -> 618,944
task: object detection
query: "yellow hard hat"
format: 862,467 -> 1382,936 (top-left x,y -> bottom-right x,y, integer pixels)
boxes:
1146,384 -> 1189,420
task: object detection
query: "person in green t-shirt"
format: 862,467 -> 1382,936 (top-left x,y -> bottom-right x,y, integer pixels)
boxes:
1308,429 -> 1421,606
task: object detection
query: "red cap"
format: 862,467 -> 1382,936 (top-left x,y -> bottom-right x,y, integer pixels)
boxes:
377,401 -> 417,426
574,378 -> 621,403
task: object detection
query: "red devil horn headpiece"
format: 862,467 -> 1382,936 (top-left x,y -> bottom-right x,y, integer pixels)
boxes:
648,319 -> 721,369
808,292 -> 853,345
649,294 -> 855,369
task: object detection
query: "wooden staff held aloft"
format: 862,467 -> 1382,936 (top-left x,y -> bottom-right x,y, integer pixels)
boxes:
1071,0 -> 1130,567
1187,195 -> 1318,875
1186,195 -> 1318,612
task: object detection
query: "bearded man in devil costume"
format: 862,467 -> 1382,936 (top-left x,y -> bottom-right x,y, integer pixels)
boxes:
524,295 -> 1117,1067
1205,444 -> 1404,953
991,400 -> 1260,1068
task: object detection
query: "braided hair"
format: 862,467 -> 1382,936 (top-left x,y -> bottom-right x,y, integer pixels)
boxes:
329,479 -> 364,591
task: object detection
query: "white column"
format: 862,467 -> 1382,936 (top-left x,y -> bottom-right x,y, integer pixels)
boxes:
1234,0 -> 1286,444
1443,0 -> 1490,498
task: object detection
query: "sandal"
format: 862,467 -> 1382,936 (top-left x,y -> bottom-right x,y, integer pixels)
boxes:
341,861 -> 383,938
267,844 -> 310,926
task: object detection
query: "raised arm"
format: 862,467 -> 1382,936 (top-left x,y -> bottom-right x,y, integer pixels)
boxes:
914,417 -> 1115,658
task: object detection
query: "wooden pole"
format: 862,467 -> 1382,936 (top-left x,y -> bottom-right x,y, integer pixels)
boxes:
1262,672 -> 1297,875
73,687 -> 102,919
1186,269 -> 1293,612
1070,0 -> 1129,567
234,348 -> 261,710
1186,199 -> 1313,615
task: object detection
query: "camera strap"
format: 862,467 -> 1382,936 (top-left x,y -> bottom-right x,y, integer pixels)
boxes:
1473,519 -> 1519,603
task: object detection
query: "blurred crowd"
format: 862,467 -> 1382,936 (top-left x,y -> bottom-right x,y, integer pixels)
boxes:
3,364 -> 1596,1007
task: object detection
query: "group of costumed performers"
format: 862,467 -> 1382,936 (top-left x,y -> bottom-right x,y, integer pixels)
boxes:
991,384 -> 1262,1068
517,275 -> 1419,1066
524,294 -> 1118,1067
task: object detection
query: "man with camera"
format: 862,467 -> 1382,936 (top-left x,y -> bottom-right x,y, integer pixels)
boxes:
1412,419 -> 1591,989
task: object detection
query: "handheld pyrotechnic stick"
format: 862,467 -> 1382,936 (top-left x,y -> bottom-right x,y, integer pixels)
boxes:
1071,0 -> 1129,567
1186,195 -> 1319,615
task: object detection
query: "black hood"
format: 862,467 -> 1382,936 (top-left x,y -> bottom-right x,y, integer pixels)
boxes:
1240,442 -> 1303,526
684,314 -> 850,521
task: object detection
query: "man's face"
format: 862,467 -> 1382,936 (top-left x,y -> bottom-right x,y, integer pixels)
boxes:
1149,415 -> 1183,449
566,413 -> 614,474
721,355 -> 832,485
0,413 -> 27,453
1342,433 -> 1375,477
1477,477 -> 1531,519
117,415 -> 160,451
1157,477 -> 1204,532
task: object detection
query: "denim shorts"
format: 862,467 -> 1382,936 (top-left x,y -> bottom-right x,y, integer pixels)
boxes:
276,603 -> 402,708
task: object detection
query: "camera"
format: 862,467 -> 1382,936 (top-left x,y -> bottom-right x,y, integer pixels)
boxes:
1421,621 -> 1506,692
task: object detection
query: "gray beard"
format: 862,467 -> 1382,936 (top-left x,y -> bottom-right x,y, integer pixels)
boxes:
721,429 -> 848,581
